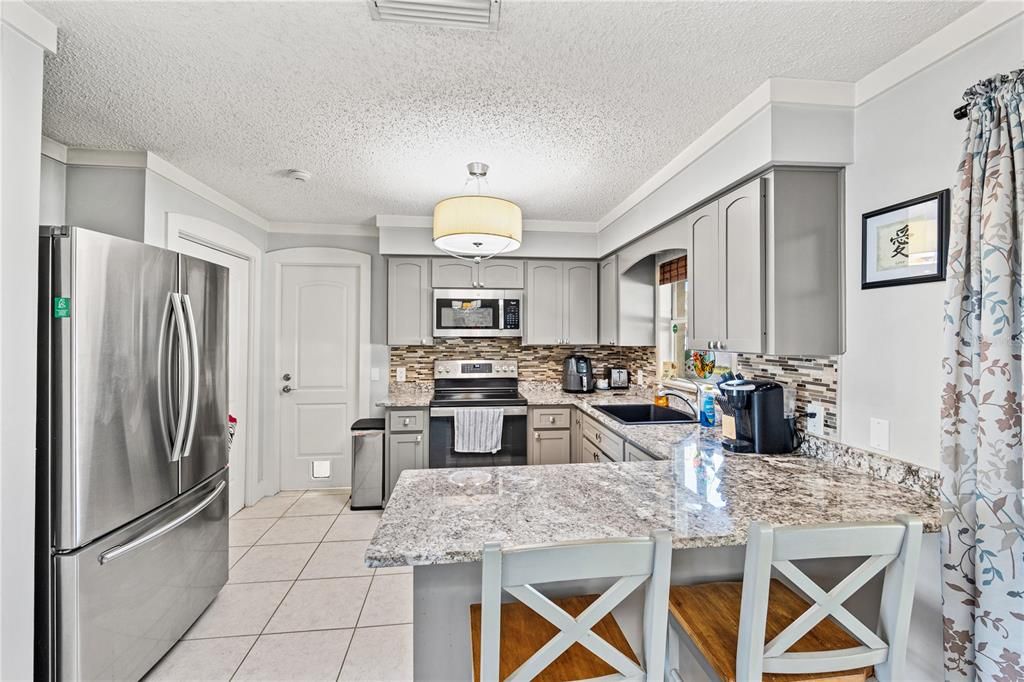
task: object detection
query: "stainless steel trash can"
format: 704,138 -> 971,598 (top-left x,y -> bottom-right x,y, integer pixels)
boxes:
351,418 -> 385,510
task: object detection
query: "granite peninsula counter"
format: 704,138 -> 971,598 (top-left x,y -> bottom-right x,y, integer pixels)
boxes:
371,384 -> 940,680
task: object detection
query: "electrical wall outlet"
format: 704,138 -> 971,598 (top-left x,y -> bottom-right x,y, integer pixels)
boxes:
869,418 -> 890,452
395,367 -> 406,382
806,403 -> 824,436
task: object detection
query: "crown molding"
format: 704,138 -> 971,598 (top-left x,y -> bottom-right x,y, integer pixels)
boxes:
376,213 -> 598,233
269,222 -> 378,237
64,148 -> 147,168
1,0 -> 57,52
596,78 -> 853,232
855,0 -> 1024,106
40,136 -> 67,163
144,152 -> 269,230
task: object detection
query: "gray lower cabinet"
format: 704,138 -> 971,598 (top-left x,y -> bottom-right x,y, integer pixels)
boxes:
532,431 -> 571,465
385,407 -> 428,504
529,407 -> 572,465
579,412 -> 625,462
431,257 -> 525,289
387,433 -> 424,502
388,258 -> 432,345
625,443 -> 655,462
524,260 -> 597,345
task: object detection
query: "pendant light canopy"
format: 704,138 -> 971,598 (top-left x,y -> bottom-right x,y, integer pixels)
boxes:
433,163 -> 522,260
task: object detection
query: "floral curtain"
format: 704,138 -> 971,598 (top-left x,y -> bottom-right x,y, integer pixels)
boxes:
940,71 -> 1024,681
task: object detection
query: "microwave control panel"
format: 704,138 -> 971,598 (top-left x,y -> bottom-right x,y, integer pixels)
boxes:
503,299 -> 520,330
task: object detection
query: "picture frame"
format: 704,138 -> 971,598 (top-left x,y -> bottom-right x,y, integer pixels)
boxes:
861,189 -> 950,289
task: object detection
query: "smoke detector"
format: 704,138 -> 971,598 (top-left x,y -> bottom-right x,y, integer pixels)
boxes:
286,169 -> 312,182
368,0 -> 500,31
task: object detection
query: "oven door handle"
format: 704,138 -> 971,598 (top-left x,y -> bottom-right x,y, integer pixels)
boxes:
430,406 -> 528,418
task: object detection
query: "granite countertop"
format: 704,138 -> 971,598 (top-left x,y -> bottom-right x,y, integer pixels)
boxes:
378,382 -> 699,461
365,431 -> 942,567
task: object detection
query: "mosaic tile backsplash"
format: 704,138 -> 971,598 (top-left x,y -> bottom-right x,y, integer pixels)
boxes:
389,338 -> 657,384
736,354 -> 840,437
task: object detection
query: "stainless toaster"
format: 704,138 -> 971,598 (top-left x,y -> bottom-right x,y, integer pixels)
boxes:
607,367 -> 629,389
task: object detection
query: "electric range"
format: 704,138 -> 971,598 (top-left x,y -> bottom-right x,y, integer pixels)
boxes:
428,359 -> 528,468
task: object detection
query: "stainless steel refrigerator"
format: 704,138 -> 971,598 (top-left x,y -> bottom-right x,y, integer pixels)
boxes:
36,226 -> 230,681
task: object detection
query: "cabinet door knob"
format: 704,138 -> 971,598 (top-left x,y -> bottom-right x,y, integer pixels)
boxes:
548,416 -> 555,424
402,418 -> 410,426
535,432 -> 540,439
415,435 -> 421,442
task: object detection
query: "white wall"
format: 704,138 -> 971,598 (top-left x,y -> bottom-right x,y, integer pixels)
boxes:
39,154 -> 66,225
841,15 -> 1024,471
66,165 -> 146,241
0,21 -> 47,682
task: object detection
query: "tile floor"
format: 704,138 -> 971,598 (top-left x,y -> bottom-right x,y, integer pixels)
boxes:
146,490 -> 413,681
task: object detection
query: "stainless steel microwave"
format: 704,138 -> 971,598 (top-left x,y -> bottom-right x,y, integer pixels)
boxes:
433,289 -> 522,338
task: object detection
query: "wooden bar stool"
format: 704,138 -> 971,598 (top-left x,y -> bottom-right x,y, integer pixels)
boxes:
667,516 -> 923,682
470,530 -> 673,681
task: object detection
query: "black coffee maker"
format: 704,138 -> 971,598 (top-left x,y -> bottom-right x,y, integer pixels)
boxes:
717,379 -> 798,454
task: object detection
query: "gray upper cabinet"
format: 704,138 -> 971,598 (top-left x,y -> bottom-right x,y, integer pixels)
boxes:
524,261 -> 564,345
524,261 -> 597,345
563,262 -> 598,345
431,258 -> 524,289
686,206 -> 720,351
388,257 -> 433,345
720,179 -> 765,353
599,254 -> 655,347
431,258 -> 476,289
598,256 -> 618,345
479,259 -> 525,288
685,167 -> 843,356
686,177 -> 765,353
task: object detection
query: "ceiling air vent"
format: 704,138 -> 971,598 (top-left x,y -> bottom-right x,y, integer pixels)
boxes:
368,0 -> 500,31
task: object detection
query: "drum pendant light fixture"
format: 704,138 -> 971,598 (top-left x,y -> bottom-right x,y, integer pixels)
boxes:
433,162 -> 522,261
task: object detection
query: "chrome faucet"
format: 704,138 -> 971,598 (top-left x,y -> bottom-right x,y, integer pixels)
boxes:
656,388 -> 699,419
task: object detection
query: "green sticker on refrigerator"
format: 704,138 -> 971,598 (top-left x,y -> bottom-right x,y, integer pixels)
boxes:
53,297 -> 71,319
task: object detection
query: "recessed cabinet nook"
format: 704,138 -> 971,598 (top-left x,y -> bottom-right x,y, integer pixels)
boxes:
386,166 -> 842,356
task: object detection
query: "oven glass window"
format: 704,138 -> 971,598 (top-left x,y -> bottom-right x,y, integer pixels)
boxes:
436,299 -> 499,329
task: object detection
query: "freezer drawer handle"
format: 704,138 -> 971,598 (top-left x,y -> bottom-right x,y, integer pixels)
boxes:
98,480 -> 226,565
181,294 -> 201,458
169,294 -> 192,463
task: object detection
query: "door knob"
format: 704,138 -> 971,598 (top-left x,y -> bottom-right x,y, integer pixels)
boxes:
282,373 -> 292,381
281,385 -> 293,393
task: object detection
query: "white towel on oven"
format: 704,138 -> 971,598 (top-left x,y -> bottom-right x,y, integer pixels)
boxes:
454,407 -> 504,454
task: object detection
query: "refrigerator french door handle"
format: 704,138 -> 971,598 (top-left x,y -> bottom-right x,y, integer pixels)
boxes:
97,480 -> 226,565
169,293 -> 191,463
181,294 -> 201,458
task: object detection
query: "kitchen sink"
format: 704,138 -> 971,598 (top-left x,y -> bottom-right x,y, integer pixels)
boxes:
592,404 -> 699,425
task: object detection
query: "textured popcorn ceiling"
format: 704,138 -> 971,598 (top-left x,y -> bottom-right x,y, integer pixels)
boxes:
34,1 -> 976,224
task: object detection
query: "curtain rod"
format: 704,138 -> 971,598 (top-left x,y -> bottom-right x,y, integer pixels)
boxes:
954,69 -> 1023,120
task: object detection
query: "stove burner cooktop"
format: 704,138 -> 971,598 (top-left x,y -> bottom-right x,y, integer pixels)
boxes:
430,390 -> 527,407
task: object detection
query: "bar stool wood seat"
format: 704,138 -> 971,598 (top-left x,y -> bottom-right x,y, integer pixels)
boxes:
668,580 -> 872,682
471,530 -> 672,682
666,517 -> 923,682
469,595 -> 639,681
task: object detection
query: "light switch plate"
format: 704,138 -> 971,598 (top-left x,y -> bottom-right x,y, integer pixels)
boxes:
395,367 -> 407,382
370,367 -> 381,381
806,403 -> 824,436
869,418 -> 890,452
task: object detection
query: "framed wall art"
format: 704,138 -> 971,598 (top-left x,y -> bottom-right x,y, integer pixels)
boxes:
861,189 -> 950,289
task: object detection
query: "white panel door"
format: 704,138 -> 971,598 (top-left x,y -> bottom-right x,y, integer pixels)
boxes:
278,264 -> 361,489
